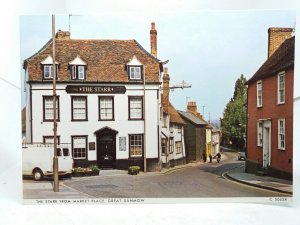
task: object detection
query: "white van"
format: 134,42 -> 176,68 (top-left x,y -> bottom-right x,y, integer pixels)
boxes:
22,143 -> 73,181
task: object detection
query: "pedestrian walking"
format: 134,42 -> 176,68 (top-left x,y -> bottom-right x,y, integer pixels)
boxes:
209,154 -> 212,163
202,153 -> 207,162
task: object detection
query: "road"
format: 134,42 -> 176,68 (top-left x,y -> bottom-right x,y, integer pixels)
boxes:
62,152 -> 291,198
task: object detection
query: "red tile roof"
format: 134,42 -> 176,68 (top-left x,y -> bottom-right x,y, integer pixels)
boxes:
24,33 -> 161,83
246,36 -> 294,84
168,103 -> 185,125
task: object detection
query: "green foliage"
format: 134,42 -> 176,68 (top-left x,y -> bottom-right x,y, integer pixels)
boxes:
128,166 -> 140,175
89,164 -> 100,172
221,74 -> 247,149
73,167 -> 85,173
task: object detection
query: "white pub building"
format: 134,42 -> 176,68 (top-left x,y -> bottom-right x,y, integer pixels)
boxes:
24,23 -> 165,171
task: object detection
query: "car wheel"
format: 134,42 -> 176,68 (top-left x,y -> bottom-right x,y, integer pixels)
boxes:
33,168 -> 44,181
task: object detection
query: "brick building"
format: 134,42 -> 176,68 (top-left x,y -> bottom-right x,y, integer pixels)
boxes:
245,28 -> 294,179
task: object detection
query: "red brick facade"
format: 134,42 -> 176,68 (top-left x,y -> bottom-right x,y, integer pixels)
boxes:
247,69 -> 293,175
246,28 -> 294,179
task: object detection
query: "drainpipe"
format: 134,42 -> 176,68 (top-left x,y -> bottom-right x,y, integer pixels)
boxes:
143,66 -> 147,173
29,83 -> 33,144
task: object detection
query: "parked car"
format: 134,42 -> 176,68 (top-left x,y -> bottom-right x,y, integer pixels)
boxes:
238,152 -> 246,161
22,143 -> 73,181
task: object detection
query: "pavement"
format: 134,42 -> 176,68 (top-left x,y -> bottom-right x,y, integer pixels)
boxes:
23,152 -> 293,200
224,165 -> 293,195
23,179 -> 93,200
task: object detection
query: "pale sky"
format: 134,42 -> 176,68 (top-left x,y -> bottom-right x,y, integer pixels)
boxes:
20,11 -> 295,121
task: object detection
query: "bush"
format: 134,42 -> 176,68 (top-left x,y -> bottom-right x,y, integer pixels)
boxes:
84,168 -> 93,176
128,166 -> 140,175
72,167 -> 85,177
89,164 -> 100,176
73,167 -> 85,173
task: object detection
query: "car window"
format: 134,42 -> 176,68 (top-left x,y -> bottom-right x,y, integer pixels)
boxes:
57,148 -> 62,156
63,148 -> 70,156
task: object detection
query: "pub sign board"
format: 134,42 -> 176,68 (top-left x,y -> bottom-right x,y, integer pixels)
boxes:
66,85 -> 126,94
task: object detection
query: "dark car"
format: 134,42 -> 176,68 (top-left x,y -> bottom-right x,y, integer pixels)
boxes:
238,152 -> 246,161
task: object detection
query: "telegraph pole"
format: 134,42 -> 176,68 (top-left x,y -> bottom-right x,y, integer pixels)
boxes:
52,15 -> 59,192
186,96 -> 190,110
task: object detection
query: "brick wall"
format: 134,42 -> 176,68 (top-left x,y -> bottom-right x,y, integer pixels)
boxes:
246,68 -> 293,175
268,28 -> 293,57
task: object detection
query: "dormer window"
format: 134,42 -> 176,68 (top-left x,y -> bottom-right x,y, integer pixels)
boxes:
41,55 -> 59,79
69,56 -> 87,80
71,65 -> 86,80
129,66 -> 142,80
127,55 -> 143,81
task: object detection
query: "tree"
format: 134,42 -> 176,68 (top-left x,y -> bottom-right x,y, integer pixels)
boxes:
221,74 -> 247,149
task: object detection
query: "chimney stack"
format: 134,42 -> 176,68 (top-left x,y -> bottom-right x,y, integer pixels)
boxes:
268,27 -> 293,58
56,30 -> 70,40
150,22 -> 157,57
162,67 -> 170,113
187,101 -> 197,115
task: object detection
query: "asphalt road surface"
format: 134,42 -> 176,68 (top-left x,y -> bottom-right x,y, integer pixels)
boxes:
63,152 -> 291,198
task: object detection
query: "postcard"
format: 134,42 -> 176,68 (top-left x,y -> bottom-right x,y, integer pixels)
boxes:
20,11 -> 294,204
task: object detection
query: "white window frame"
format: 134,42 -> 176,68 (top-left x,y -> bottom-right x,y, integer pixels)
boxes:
278,119 -> 285,150
71,65 -> 85,80
257,121 -> 263,147
44,65 -> 53,79
78,66 -> 85,80
161,138 -> 167,155
129,66 -> 142,80
169,137 -> 174,153
71,66 -> 77,79
43,136 -> 60,145
176,141 -> 182,154
43,96 -> 59,121
278,72 -> 285,104
72,136 -> 87,159
99,97 -> 114,120
257,80 -> 262,107
72,96 -> 87,121
129,96 -> 143,120
129,134 -> 143,158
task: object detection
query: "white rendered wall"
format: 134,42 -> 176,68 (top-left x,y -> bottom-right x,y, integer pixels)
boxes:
161,118 -> 186,163
27,83 -> 159,161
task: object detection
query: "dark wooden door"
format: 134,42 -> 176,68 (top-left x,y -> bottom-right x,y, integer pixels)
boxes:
97,138 -> 116,168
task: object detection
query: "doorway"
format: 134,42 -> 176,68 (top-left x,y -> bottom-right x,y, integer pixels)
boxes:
262,121 -> 271,168
95,127 -> 118,169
